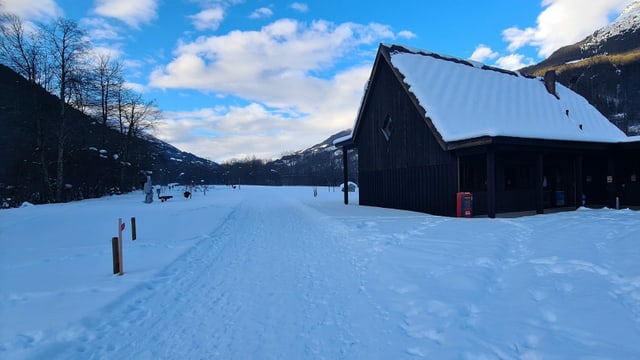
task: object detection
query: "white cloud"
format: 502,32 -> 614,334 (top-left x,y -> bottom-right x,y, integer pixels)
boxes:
148,18 -> 389,160
93,0 -> 158,29
469,44 -> 498,63
154,65 -> 368,162
290,2 -> 309,13
150,19 -> 393,110
502,27 -> 537,53
153,65 -> 372,162
397,30 -> 417,39
155,104 -> 294,161
503,0 -> 634,58
249,7 -> 273,19
81,18 -> 122,41
1,0 -> 62,20
190,7 -> 225,31
495,53 -> 534,71
89,46 -> 124,63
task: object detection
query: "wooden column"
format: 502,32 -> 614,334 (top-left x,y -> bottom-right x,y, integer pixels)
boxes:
576,155 -> 583,208
343,147 -> 349,205
536,153 -> 544,214
487,148 -> 496,218
607,155 -> 616,208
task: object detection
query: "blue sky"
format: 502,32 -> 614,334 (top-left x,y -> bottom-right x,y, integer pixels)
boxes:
2,0 -> 634,162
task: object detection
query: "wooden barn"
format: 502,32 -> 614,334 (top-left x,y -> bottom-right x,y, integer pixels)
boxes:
336,44 -> 640,218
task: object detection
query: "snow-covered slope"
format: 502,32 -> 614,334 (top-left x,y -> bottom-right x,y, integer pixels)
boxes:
519,1 -> 640,136
522,0 -> 640,70
583,0 -> 640,50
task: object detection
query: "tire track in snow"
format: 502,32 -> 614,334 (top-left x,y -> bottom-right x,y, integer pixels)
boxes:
31,194 -> 380,359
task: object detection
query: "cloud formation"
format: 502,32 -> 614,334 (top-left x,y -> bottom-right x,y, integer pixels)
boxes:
150,19 -> 393,110
503,0 -> 634,58
1,0 -> 62,20
290,3 -> 309,13
397,30 -> 417,39
81,17 -> 122,41
495,54 -> 533,71
249,7 -> 273,19
190,7 -> 225,31
149,19 -> 394,161
93,0 -> 158,29
469,44 -> 498,63
469,0 -> 632,71
154,66 -> 369,162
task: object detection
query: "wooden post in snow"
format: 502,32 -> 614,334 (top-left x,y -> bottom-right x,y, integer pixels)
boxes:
117,218 -> 124,275
112,237 -> 121,275
131,217 -> 137,240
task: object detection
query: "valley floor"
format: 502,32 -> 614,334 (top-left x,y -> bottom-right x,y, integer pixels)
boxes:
1,186 -> 639,358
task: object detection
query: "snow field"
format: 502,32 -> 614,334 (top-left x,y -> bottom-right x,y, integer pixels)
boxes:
1,185 -> 639,359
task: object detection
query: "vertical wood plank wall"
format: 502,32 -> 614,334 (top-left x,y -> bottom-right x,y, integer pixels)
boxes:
356,56 -> 458,217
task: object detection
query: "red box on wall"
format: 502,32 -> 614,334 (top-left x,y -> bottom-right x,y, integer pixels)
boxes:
456,192 -> 473,218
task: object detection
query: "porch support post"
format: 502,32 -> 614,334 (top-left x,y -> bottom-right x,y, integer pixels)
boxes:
487,148 -> 496,218
342,147 -> 349,205
536,153 -> 544,214
576,155 -> 583,208
607,155 -> 616,208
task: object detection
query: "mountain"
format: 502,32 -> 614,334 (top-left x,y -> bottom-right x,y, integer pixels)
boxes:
267,129 -> 356,186
520,0 -> 640,134
216,129 -> 357,187
0,64 -> 220,206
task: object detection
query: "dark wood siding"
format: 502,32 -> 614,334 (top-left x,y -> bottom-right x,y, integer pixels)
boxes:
459,149 -> 587,215
355,55 -> 458,216
348,45 -> 640,216
614,145 -> 640,207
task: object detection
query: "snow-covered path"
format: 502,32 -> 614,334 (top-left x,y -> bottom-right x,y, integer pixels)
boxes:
2,186 -> 640,359
28,189 -> 389,359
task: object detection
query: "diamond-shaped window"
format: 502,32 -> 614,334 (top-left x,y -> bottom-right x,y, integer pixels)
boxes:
381,114 -> 393,141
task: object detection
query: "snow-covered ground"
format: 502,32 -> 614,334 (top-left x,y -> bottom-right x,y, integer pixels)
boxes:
1,186 -> 639,359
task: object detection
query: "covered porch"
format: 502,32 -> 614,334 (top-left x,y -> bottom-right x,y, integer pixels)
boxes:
455,138 -> 621,218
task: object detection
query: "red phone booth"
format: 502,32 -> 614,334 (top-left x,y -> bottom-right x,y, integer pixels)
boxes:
456,192 -> 473,218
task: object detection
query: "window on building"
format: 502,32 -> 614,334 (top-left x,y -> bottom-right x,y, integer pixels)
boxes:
381,114 -> 393,141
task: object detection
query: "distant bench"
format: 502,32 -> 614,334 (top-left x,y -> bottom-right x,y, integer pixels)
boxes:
159,195 -> 173,202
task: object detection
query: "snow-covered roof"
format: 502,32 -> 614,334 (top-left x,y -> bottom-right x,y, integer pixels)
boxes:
332,134 -> 352,146
386,45 -> 628,144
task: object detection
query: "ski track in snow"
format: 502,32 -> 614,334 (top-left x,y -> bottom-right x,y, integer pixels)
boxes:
27,195 -> 389,359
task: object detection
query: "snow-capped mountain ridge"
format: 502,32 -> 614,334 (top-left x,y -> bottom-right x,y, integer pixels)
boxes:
582,0 -> 640,51
520,2 -> 640,136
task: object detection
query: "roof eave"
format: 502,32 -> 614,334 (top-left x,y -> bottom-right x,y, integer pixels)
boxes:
447,135 -> 617,152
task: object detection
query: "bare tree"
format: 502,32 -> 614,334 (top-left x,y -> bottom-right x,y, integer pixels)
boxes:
0,13 -> 40,83
123,94 -> 159,138
93,53 -> 124,133
0,13 -> 55,200
115,86 -> 160,187
40,18 -> 90,202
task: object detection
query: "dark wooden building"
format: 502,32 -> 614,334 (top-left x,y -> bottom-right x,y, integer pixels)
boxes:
336,44 -> 640,218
